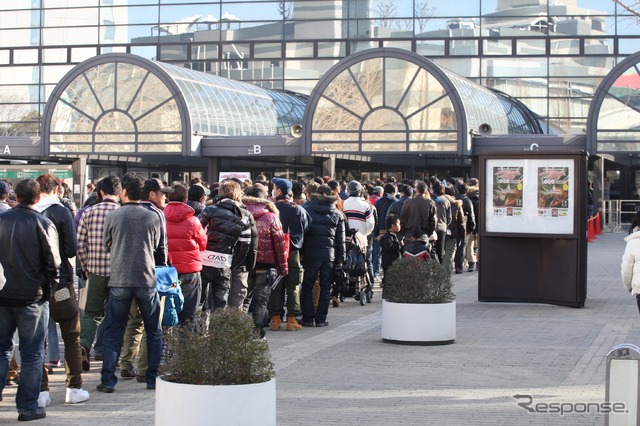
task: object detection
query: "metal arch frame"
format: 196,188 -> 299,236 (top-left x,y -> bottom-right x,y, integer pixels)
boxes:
587,50 -> 640,155
41,52 -> 191,157
302,47 -> 468,157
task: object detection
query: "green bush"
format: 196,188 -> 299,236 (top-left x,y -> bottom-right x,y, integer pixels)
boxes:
161,309 -> 274,386
382,257 -> 455,304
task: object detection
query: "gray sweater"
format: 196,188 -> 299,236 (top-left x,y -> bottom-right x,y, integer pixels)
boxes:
103,202 -> 160,288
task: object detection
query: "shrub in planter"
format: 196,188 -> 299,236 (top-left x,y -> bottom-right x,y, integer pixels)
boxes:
382,257 -> 455,304
161,308 -> 274,385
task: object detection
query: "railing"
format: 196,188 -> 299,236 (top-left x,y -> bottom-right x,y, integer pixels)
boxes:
602,199 -> 640,233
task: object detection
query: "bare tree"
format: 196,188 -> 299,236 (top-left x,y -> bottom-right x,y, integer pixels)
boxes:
0,97 -> 35,137
278,1 -> 293,20
613,0 -> 640,18
416,2 -> 437,33
374,2 -> 398,28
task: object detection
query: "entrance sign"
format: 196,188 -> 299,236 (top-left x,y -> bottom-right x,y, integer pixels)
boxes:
485,158 -> 575,235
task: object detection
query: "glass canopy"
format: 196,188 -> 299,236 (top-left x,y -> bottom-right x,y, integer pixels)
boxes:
588,51 -> 640,154
43,53 -> 307,156
305,48 -> 544,155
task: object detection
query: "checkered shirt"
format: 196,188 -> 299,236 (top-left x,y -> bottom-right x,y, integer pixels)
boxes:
76,199 -> 120,276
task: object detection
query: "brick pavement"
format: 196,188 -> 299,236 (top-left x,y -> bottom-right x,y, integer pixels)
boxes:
0,232 -> 634,425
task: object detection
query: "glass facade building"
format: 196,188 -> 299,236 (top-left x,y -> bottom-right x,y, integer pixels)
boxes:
0,0 -> 635,140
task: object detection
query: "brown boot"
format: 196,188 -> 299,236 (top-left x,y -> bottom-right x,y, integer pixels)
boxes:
286,317 -> 302,331
332,296 -> 339,308
271,315 -> 282,331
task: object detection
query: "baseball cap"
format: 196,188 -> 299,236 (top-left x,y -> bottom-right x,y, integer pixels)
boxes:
144,179 -> 174,194
272,177 -> 292,194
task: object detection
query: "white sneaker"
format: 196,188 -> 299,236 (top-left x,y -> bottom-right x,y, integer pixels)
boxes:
37,391 -> 51,407
65,387 -> 90,404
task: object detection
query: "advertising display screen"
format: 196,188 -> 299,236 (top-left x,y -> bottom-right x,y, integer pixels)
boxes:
485,158 -> 574,235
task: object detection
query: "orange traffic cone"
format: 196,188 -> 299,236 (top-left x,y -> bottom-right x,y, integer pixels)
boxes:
595,212 -> 603,235
588,217 -> 595,242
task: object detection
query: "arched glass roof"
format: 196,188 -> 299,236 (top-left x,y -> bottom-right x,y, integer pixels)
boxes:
588,51 -> 640,154
42,53 -> 306,156
304,48 -> 545,156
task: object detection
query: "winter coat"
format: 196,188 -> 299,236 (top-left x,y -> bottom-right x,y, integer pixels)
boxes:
375,193 -> 397,234
275,197 -> 311,250
243,197 -> 289,276
302,193 -> 346,264
433,195 -> 452,234
400,195 -> 436,239
467,187 -> 480,234
444,195 -> 466,240
380,232 -> 402,270
34,197 -> 77,286
199,198 -> 258,271
456,194 -> 476,235
0,204 -> 61,304
343,196 -> 375,245
386,195 -> 409,222
164,202 -> 207,275
622,231 -> 640,295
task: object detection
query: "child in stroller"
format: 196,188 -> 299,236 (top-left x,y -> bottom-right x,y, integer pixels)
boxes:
332,228 -> 373,306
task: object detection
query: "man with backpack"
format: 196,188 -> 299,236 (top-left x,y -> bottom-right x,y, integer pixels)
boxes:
443,183 -> 466,275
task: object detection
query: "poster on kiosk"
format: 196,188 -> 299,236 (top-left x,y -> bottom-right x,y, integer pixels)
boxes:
485,158 -> 575,237
479,153 -> 586,307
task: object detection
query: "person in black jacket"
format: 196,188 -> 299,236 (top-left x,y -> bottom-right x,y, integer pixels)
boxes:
379,216 -> 402,286
455,181 -> 475,274
35,174 -> 90,404
300,185 -> 346,327
270,178 -> 310,331
372,183 -> 397,279
0,179 -> 61,422
199,179 -> 257,310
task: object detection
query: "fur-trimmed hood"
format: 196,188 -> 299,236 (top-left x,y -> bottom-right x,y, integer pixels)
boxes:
242,195 -> 279,218
444,194 -> 462,207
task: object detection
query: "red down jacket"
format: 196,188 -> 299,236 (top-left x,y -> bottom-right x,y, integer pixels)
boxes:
164,201 -> 207,274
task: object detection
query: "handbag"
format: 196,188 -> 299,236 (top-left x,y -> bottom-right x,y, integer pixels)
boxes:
155,265 -> 180,294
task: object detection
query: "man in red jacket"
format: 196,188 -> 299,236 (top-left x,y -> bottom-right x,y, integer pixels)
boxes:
243,184 -> 289,338
164,183 -> 207,325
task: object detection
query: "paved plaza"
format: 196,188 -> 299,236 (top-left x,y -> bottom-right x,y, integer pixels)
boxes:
0,232 -> 635,425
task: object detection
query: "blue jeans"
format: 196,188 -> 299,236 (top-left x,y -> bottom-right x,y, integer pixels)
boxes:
0,301 -> 49,416
100,287 -> 162,388
47,315 -> 60,362
372,238 -> 381,277
301,261 -> 334,324
177,272 -> 201,325
247,270 -> 273,332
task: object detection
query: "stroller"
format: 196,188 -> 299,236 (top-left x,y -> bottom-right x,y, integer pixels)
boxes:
333,228 -> 373,306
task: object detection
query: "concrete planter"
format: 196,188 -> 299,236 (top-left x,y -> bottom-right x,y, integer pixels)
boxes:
155,377 -> 276,426
381,299 -> 456,345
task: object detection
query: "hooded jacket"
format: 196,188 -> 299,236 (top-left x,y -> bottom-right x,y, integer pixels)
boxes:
622,230 -> 640,295
243,196 -> 289,276
199,198 -> 258,271
165,201 -> 207,275
0,204 -> 61,305
34,196 -> 77,286
302,193 -> 346,264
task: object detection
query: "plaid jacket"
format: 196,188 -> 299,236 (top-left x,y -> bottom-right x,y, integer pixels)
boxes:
77,199 -> 120,276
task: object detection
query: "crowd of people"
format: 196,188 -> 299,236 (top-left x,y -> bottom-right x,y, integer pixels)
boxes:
0,172 -> 480,421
